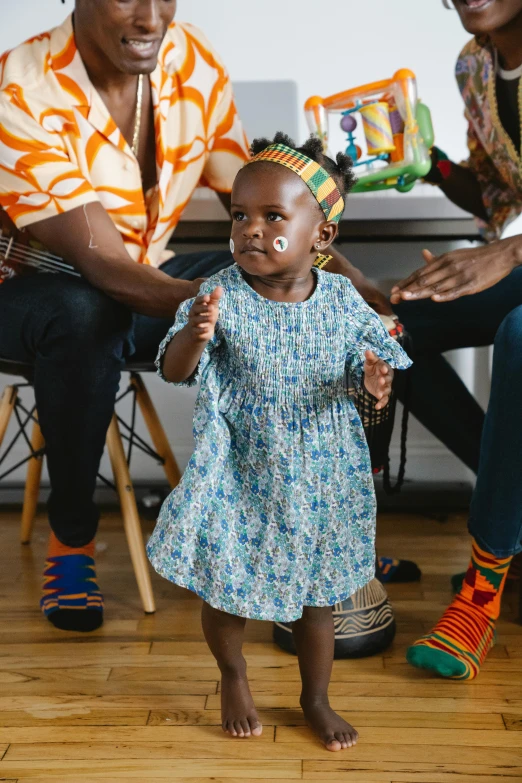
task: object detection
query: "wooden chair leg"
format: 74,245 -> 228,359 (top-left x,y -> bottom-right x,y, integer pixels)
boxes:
0,385 -> 17,449
20,416 -> 45,544
130,373 -> 181,489
106,414 -> 155,614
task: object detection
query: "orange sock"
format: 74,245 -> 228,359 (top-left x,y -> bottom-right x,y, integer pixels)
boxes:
407,540 -> 511,680
41,532 -> 103,632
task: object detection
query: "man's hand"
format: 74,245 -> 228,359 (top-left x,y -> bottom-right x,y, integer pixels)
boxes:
390,238 -> 522,304
363,350 -> 394,410
188,286 -> 223,342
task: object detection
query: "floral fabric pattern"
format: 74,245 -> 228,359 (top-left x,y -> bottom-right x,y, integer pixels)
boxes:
147,265 -> 412,622
456,37 -> 522,241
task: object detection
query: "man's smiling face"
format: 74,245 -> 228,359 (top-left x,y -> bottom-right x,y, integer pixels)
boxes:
75,0 -> 177,75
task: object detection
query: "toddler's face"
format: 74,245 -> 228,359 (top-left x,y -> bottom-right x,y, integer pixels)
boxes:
230,163 -> 336,279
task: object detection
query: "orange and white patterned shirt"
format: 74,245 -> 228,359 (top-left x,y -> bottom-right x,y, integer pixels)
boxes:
0,15 -> 249,268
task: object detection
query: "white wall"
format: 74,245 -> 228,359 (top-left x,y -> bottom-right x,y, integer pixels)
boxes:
2,1 -> 472,163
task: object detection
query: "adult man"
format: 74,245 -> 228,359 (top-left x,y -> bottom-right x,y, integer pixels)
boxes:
0,0 -> 389,633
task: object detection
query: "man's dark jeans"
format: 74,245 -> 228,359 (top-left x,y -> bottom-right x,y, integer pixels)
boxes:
0,251 -> 233,546
0,253 -> 521,557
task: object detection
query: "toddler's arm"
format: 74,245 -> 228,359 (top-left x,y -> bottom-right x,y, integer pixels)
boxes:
162,287 -> 223,383
363,350 -> 393,410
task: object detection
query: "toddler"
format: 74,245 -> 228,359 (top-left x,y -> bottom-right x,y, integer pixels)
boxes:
147,133 -> 411,751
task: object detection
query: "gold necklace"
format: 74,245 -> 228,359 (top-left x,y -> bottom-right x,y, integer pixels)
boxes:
131,73 -> 144,158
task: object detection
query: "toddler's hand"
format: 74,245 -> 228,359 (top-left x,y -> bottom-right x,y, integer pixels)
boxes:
188,286 -> 223,342
363,350 -> 394,410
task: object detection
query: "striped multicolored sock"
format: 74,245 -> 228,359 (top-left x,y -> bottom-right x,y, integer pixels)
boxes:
451,551 -> 521,593
406,540 -> 512,680
41,532 -> 104,632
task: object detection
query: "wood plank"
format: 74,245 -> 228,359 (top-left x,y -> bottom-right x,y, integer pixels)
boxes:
109,659 -> 384,682
0,744 -> 9,760
0,668 -> 111,684
276,725 -> 521,748
12,770 -> 306,783
0,710 -> 504,743
503,714 -> 522,730
0,695 -> 206,711
0,726 -> 276,744
388,778 -> 510,783
0,680 -> 217,696
206,693 -> 522,713
208,681 -> 521,700
0,711 -> 150,728
5,742 -> 522,766
0,642 -> 151,658
13,780 -> 294,783
0,759 -> 301,779
305,771 -> 519,783
303,761 -> 522,781
382,662 -> 522,682
147,709 -> 503,730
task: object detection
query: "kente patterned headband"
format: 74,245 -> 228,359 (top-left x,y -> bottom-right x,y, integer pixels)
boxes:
247,144 -> 345,224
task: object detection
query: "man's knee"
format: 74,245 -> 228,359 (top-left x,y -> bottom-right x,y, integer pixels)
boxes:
495,305 -> 522,355
46,280 -> 132,348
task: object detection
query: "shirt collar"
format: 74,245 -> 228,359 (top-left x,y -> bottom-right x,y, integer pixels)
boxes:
49,15 -> 94,112
49,14 -> 182,111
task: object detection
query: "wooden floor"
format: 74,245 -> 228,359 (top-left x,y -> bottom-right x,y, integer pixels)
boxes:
0,508 -> 521,782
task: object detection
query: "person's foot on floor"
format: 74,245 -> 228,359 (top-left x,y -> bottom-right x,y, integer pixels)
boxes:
407,540 -> 512,680
220,667 -> 262,738
40,532 -> 104,632
300,698 -> 358,752
378,556 -> 422,584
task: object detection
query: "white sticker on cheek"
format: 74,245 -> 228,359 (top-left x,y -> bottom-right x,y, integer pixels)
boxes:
229,238 -> 235,254
273,236 -> 288,252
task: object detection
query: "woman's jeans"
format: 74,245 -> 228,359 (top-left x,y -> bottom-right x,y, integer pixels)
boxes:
0,253 -> 521,558
394,266 -> 522,558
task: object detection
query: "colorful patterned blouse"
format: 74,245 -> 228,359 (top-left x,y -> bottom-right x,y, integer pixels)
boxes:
0,15 -> 249,267
456,36 -> 522,241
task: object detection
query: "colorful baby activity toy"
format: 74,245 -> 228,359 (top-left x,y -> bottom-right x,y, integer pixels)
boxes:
305,70 -> 434,193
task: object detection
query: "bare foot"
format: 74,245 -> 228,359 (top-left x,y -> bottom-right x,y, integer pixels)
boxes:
220,669 -> 263,738
301,699 -> 358,751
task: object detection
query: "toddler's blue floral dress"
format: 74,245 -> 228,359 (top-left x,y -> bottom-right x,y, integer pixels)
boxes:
147,265 -> 411,622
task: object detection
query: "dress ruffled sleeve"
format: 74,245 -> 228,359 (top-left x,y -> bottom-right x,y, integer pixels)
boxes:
155,289 -> 221,386
344,283 -> 412,391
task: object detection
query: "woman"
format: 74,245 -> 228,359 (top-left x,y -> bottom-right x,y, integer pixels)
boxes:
392,0 -> 522,679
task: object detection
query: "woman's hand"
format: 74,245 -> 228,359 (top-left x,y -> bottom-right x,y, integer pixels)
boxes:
322,246 -> 395,316
188,286 -> 223,342
363,350 -> 394,410
358,280 -> 395,316
390,238 -> 522,304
